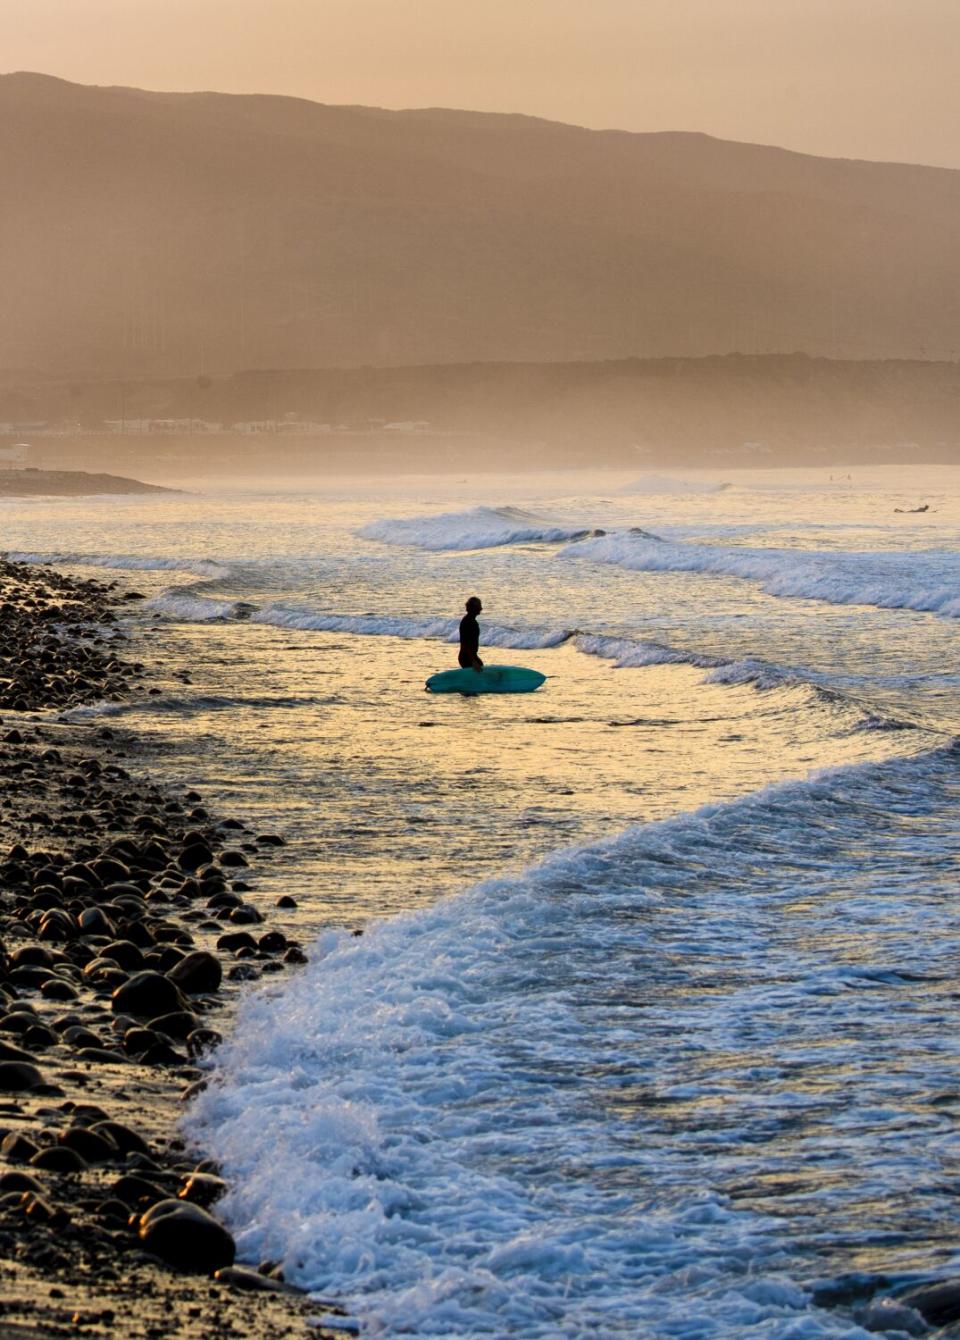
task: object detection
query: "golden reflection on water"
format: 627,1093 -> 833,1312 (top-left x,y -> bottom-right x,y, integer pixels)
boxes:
128,621 -> 924,930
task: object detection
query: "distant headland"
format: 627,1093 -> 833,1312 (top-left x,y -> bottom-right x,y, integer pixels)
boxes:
0,468 -> 176,496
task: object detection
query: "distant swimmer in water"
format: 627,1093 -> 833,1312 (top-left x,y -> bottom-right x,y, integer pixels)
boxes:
894,503 -> 931,513
458,596 -> 484,670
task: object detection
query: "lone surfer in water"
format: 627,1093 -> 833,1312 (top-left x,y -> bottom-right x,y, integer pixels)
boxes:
459,596 -> 484,671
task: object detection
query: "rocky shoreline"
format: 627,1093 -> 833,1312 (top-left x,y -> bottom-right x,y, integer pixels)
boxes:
0,558 -> 348,1337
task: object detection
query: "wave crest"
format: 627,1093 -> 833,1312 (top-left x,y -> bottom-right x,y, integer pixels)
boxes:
560,533 -> 960,620
8,550 -> 230,580
186,743 -> 955,1337
360,506 -> 604,551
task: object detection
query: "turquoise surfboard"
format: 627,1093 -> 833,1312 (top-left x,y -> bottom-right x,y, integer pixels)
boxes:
425,665 -> 546,695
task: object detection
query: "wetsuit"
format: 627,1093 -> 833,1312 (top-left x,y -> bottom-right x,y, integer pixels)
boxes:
458,612 -> 480,668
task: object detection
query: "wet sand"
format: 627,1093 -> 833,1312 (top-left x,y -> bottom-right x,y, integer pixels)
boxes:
0,559 -> 347,1337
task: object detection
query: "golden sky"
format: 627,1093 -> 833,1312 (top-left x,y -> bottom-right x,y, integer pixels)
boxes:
3,0 -> 959,168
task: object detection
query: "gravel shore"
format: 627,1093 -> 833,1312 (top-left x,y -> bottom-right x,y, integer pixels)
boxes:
0,558 -> 349,1338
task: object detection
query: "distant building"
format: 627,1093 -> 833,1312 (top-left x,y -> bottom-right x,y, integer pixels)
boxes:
276,421 -> 333,434
0,442 -> 30,466
104,418 -> 222,434
231,420 -> 279,434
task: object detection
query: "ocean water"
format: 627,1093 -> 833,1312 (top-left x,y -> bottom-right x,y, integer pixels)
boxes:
8,465 -> 960,1337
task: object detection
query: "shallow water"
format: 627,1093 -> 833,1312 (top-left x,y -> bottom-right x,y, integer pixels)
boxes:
9,464 -> 960,1336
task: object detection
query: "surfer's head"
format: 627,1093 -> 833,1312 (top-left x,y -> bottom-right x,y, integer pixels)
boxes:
465,596 -> 482,615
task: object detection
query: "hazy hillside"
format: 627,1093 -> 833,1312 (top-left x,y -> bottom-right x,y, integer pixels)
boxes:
6,355 -> 959,470
2,72 -> 960,376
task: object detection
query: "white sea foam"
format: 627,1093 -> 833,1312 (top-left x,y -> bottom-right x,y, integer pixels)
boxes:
704,657 -> 797,690
249,607 -> 572,650
145,596 -> 828,695
147,594 -> 572,649
572,635 -> 822,696
359,506 -> 601,551
59,701 -> 128,721
572,632 -> 722,670
560,532 -> 960,620
187,746 -> 955,1337
141,592 -> 803,692
146,594 -> 241,621
573,632 -> 894,704
8,550 -> 230,580
251,608 -> 456,639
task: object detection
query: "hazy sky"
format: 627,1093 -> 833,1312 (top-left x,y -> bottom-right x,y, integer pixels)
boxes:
3,0 -> 960,168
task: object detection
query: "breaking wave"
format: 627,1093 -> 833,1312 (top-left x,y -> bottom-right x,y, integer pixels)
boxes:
145,594 -> 573,650
142,597 -> 894,710
359,506 -> 604,551
187,743 -> 960,1338
560,533 -> 960,620
250,608 -> 574,650
8,550 -> 230,581
572,632 -> 722,671
145,594 -> 241,621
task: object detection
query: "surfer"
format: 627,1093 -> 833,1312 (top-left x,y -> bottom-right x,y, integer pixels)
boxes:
458,596 -> 484,671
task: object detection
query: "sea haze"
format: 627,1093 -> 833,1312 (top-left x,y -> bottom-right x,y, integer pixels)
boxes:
9,464 -> 960,1336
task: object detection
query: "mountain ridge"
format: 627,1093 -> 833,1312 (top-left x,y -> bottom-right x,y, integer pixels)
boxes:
2,72 -> 958,376
5,70 -> 958,173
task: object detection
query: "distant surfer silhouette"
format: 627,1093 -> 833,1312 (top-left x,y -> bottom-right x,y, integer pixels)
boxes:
894,503 -> 931,513
458,596 -> 484,670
